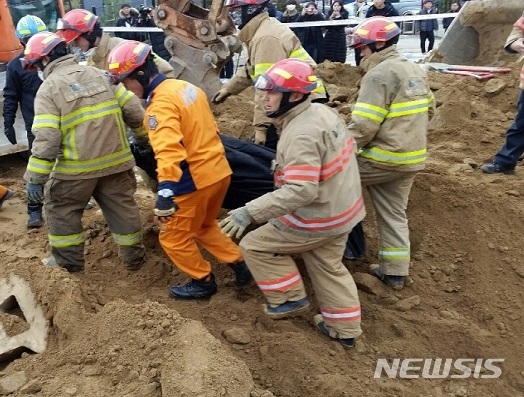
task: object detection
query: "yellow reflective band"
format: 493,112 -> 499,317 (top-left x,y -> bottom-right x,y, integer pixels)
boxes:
108,62 -> 119,70
62,127 -> 78,161
290,48 -> 313,62
115,113 -> 130,149
132,125 -> 148,137
27,156 -> 54,175
33,114 -> 60,129
54,149 -> 134,173
359,146 -> 427,165
385,23 -> 397,31
379,247 -> 410,260
252,63 -> 273,79
61,100 -> 121,130
37,26 -> 46,32
48,232 -> 85,248
18,29 -> 31,35
42,35 -> 55,44
386,98 -> 430,118
272,67 -> 293,79
112,231 -> 141,246
115,86 -> 133,107
353,102 -> 388,123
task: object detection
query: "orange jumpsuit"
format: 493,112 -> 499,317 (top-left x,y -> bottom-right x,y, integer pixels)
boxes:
144,75 -> 243,279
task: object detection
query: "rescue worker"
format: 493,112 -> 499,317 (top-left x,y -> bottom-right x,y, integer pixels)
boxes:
3,15 -> 47,228
480,13 -> 524,174
21,32 -> 148,273
0,185 -> 13,209
55,9 -> 174,76
212,0 -> 327,150
107,41 -> 252,299
220,59 -> 365,348
348,17 -> 434,289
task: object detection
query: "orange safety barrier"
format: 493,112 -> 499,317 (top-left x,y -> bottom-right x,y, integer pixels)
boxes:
0,0 -> 23,64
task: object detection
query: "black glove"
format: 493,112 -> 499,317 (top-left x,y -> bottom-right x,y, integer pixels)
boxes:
5,126 -> 16,145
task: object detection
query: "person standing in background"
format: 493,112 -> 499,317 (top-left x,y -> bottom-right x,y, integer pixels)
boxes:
443,2 -> 460,32
418,0 -> 438,54
295,2 -> 325,63
324,0 -> 349,63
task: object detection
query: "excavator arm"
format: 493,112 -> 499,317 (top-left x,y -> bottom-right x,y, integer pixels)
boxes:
154,0 -> 241,99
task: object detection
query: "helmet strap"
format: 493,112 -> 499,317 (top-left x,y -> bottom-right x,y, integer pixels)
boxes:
267,92 -> 309,118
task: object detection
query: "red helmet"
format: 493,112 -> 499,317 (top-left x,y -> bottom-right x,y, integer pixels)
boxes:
225,0 -> 268,8
350,17 -> 401,49
254,59 -> 317,94
56,9 -> 99,43
21,32 -> 66,70
107,41 -> 152,81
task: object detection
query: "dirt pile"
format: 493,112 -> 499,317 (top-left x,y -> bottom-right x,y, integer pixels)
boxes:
1,61 -> 524,397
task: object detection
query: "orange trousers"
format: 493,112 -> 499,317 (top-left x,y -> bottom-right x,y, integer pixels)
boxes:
159,176 -> 243,279
0,185 -> 8,199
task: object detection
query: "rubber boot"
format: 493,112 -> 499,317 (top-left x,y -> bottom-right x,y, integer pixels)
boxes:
27,203 -> 43,228
228,261 -> 253,286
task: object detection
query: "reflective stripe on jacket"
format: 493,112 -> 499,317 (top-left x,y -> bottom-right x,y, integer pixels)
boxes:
348,47 -> 434,172
88,34 -> 175,77
144,76 -> 232,196
24,55 -> 146,184
246,99 -> 365,238
507,14 -> 524,89
224,13 -> 326,126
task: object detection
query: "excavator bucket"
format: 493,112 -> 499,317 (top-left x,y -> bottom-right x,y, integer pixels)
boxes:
428,0 -> 523,66
154,0 -> 240,99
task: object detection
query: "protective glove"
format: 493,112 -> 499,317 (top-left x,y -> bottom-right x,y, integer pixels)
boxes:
219,206 -> 254,239
252,126 -> 268,146
212,87 -> 231,104
26,183 -> 44,203
153,188 -> 178,219
5,126 -> 16,145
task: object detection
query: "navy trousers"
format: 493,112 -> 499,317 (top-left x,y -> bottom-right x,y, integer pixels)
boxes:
494,90 -> 524,168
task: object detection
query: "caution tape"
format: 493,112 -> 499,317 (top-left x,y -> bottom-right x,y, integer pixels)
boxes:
102,12 -> 458,33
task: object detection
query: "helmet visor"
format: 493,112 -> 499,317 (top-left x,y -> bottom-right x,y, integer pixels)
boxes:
253,74 -> 276,91
20,57 -> 38,71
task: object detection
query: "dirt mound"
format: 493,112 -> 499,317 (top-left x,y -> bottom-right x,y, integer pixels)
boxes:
1,61 -> 524,397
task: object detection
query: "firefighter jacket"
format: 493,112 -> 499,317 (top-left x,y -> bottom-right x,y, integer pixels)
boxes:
223,12 -> 327,127
507,13 -> 524,89
3,52 -> 42,133
348,46 -> 434,172
24,55 -> 147,184
88,34 -> 175,77
245,98 -> 365,238
144,75 -> 232,196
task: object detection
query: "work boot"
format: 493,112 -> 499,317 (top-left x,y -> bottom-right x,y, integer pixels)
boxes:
43,256 -> 84,273
169,273 -> 218,299
228,261 -> 253,286
313,314 -> 355,349
27,203 -> 43,228
263,297 -> 310,320
370,264 -> 405,290
480,162 -> 515,175
0,189 -> 13,209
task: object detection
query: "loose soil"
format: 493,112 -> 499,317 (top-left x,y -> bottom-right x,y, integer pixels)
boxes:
1,60 -> 524,397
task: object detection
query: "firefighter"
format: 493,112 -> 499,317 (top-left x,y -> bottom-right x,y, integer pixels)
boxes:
21,32 -> 148,273
480,13 -> 524,174
212,0 -> 327,150
106,41 -> 252,299
220,59 -> 365,348
348,17 -> 434,289
3,15 -> 47,228
0,185 -> 13,209
55,9 -> 174,77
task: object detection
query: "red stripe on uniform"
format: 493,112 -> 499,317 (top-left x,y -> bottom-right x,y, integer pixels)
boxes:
278,195 -> 364,231
320,306 -> 362,322
257,270 -> 302,292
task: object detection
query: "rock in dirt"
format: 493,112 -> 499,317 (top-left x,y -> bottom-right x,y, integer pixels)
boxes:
0,371 -> 27,395
505,189 -> 520,197
223,327 -> 251,345
352,273 -> 387,296
484,79 -> 507,97
395,295 -> 421,311
20,379 -> 43,394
